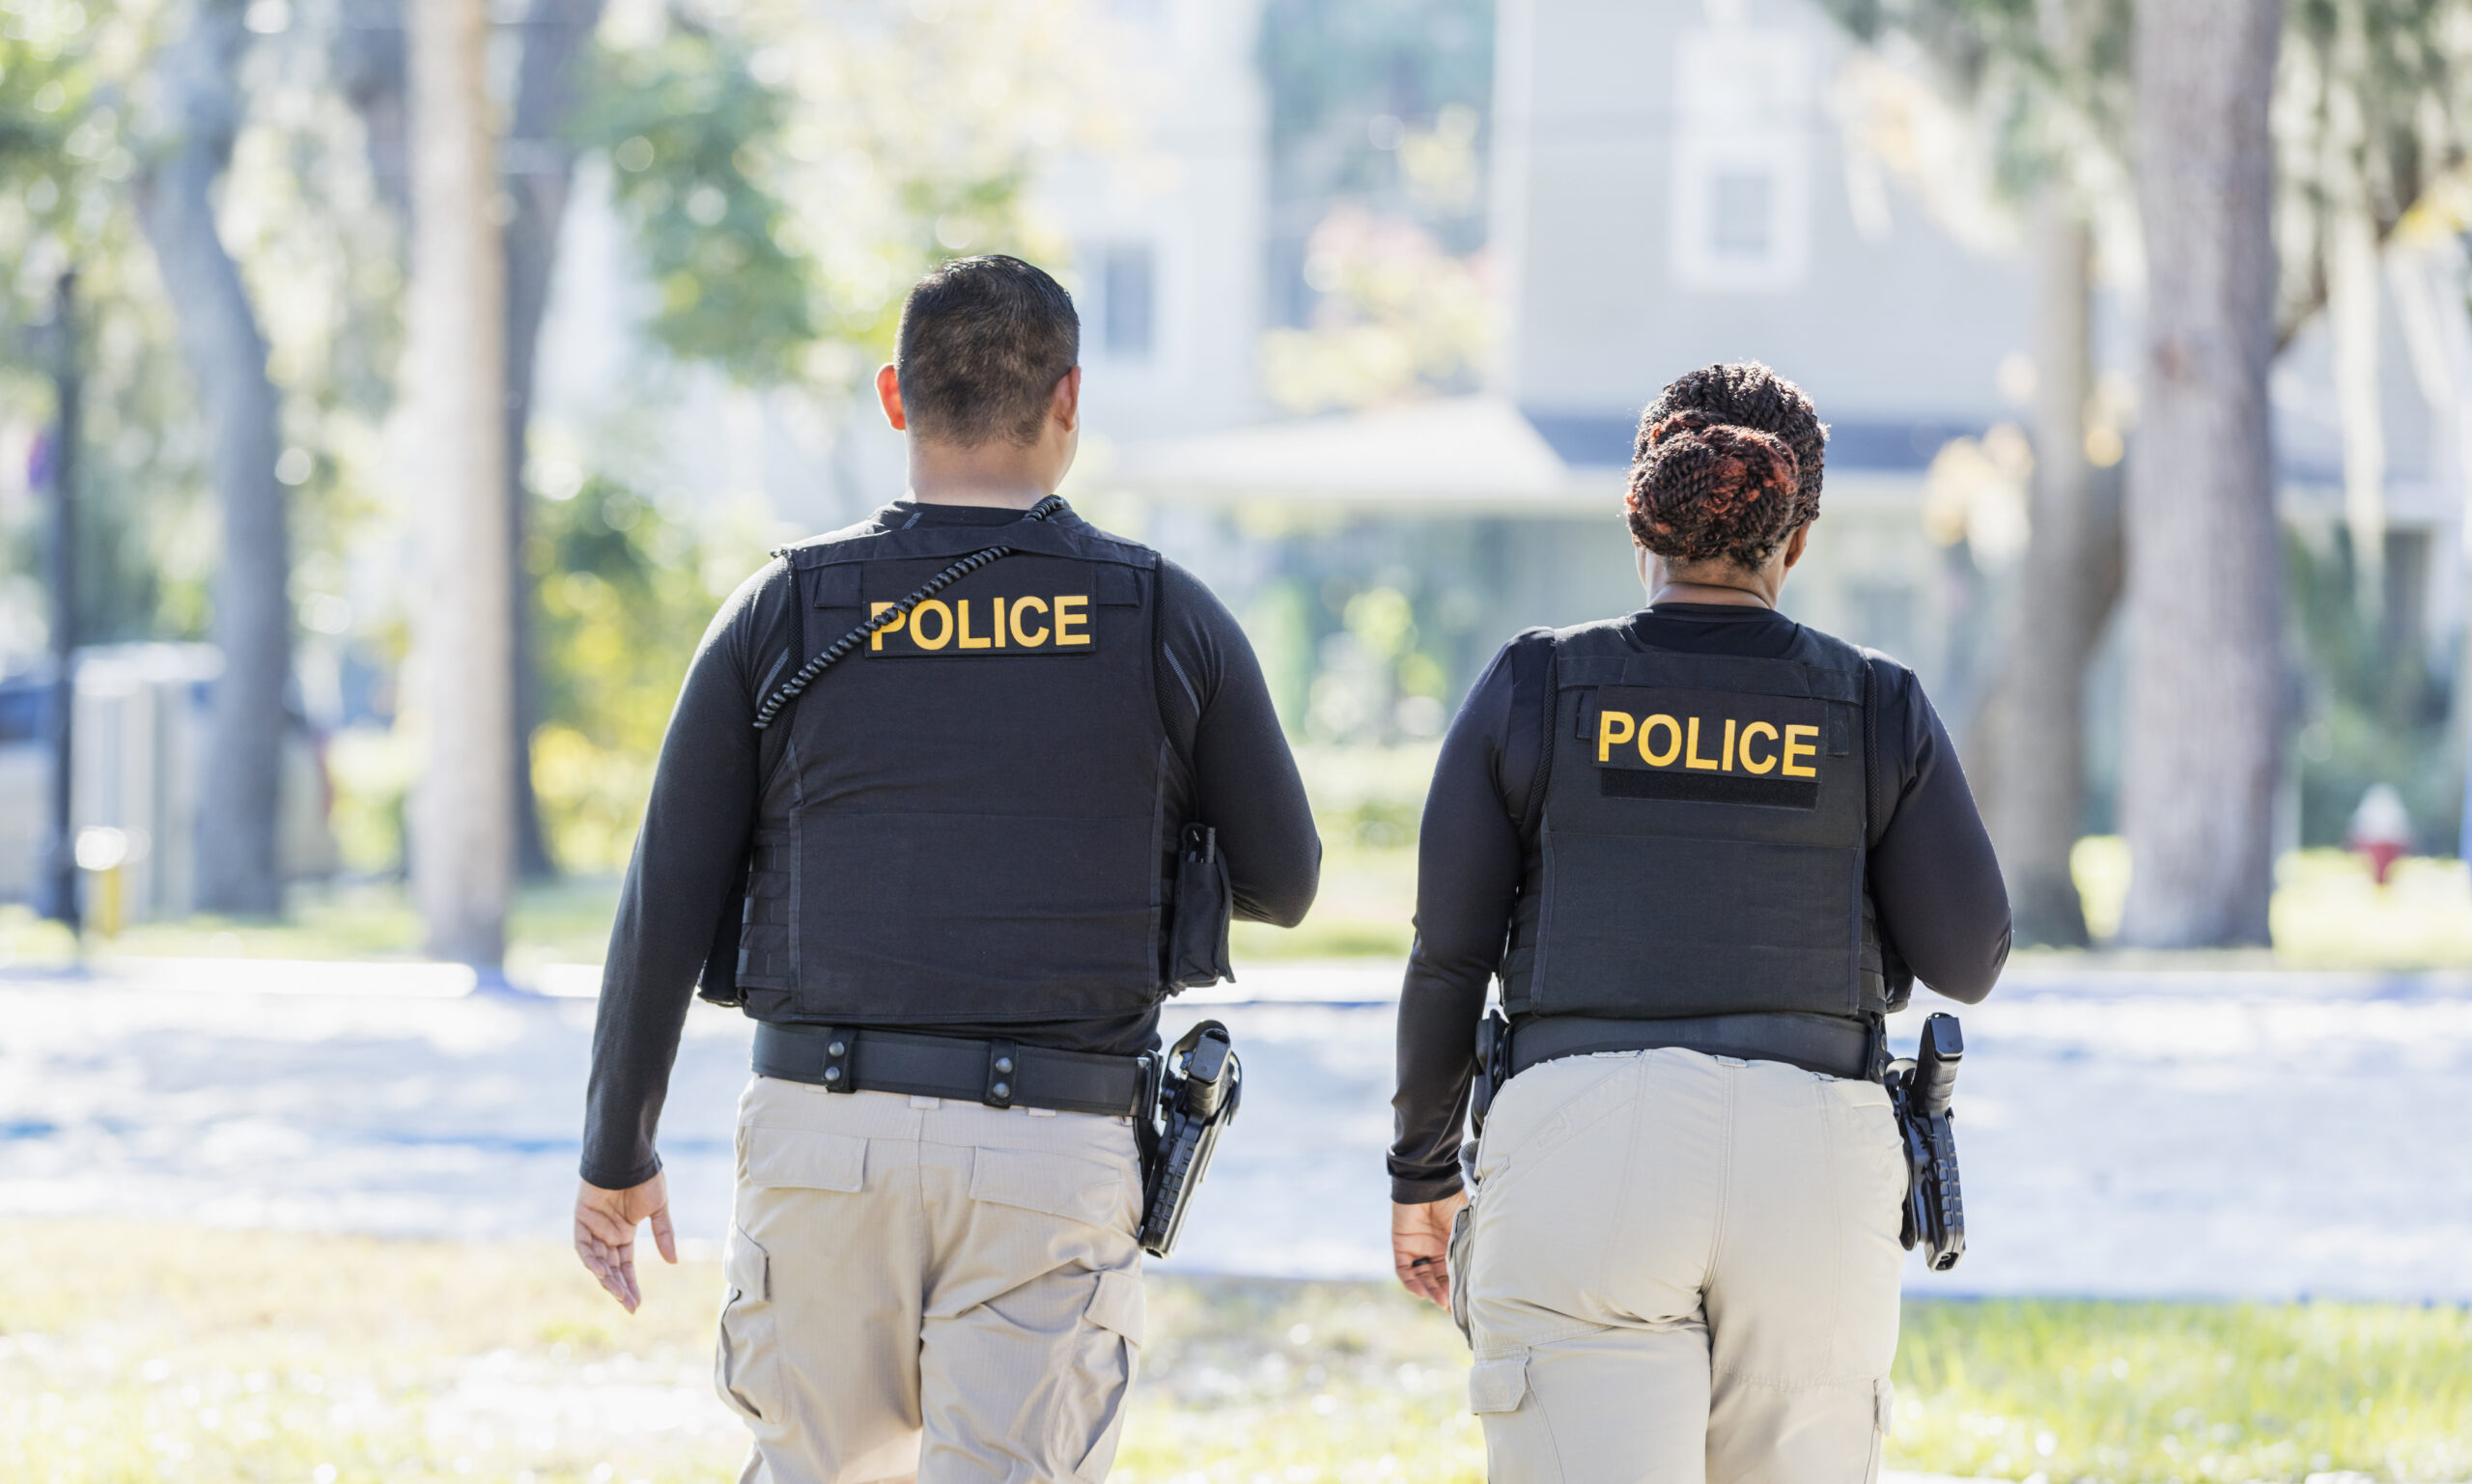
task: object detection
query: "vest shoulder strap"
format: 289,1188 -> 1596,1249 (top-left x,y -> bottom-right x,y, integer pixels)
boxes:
753,562 -> 806,788
699,557 -> 801,1007
1508,627 -> 1558,845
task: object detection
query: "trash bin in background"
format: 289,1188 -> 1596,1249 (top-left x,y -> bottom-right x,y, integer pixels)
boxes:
0,643 -> 338,923
0,671 -> 51,905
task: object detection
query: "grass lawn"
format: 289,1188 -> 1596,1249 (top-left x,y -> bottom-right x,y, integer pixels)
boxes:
0,877 -> 625,982
8,842 -> 2472,975
3,1222 -> 2467,1483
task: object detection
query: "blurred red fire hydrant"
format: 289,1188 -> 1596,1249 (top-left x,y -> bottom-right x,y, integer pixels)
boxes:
2347,783 -> 2413,886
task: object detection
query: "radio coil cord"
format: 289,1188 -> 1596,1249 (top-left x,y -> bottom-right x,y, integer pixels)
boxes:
752,494 -> 1067,731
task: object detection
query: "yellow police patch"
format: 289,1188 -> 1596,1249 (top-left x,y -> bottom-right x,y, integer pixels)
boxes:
861,558 -> 1101,658
1587,686 -> 1827,808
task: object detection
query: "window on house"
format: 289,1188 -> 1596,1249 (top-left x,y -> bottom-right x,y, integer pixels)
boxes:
1667,26 -> 1811,292
1101,244 -> 1155,359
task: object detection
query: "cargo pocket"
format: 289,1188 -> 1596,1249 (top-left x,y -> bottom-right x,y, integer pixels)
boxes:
1471,1351 -> 1565,1481
714,1225 -> 778,1423
1868,1375 -> 1896,1483
1065,1266 -> 1145,1481
1469,1352 -> 1530,1414
1446,1195 -> 1476,1344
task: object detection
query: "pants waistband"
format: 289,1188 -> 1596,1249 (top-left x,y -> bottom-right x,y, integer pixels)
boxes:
1508,1012 -> 1874,1081
753,1022 -> 1154,1117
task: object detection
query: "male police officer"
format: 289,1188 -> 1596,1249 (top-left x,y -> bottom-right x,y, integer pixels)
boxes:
573,255 -> 1320,1483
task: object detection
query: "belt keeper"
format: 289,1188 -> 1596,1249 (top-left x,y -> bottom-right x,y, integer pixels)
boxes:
1134,1052 -> 1162,1118
820,1027 -> 855,1093
983,1040 -> 1018,1109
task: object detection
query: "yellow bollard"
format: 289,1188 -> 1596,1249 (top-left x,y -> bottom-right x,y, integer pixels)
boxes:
73,826 -> 129,938
95,862 -> 122,938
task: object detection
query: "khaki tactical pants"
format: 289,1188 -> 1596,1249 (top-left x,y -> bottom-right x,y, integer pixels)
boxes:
1450,1048 -> 1907,1483
718,1076 -> 1146,1484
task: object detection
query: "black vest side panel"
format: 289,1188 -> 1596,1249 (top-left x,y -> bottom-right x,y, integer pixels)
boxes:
1501,618 -> 1884,1022
737,519 -> 1170,1026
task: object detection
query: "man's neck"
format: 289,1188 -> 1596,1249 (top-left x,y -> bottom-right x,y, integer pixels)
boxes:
905,439 -> 1058,510
907,481 -> 1049,510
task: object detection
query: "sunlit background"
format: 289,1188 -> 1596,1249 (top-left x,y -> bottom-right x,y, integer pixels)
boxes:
3,0 -> 2472,1480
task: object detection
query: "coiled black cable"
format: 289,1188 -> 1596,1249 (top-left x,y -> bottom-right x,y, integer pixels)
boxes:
751,494 -> 1068,731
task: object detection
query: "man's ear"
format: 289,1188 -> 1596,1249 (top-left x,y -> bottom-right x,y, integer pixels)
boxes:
877,363 -> 907,432
1052,366 -> 1082,435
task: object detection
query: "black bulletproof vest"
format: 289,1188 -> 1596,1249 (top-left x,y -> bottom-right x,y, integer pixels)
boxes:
1500,616 -> 1888,1022
735,516 -> 1173,1027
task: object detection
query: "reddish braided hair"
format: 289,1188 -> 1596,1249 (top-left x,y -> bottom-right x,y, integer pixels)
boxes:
1625,362 -> 1826,572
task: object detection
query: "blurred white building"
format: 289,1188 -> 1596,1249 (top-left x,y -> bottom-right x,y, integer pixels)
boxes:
1089,0 -> 2046,720
1075,0 -> 2471,760
524,0 -> 2469,761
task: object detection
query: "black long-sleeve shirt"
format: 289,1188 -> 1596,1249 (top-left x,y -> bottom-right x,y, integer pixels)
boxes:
580,500 -> 1321,1190
1389,603 -> 2011,1203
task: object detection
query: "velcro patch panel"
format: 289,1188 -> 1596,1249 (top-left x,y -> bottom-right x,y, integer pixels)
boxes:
1587,685 -> 1828,809
861,558 -> 1102,658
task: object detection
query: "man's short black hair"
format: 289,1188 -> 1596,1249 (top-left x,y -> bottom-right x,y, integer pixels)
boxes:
894,255 -> 1080,446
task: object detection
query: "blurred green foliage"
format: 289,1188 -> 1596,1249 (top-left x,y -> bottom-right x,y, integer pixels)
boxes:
0,5 -> 91,182
1257,0 -> 1495,258
1235,518 -> 1497,744
527,474 -> 756,871
0,0 -> 399,657
1254,0 -> 1495,406
579,26 -> 819,383
1818,0 -> 2135,198
2288,527 -> 2461,851
1822,0 -> 2472,341
0,2 -> 217,649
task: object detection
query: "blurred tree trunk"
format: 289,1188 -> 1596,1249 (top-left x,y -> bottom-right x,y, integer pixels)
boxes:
335,0 -> 410,221
503,0 -> 609,881
2119,0 -> 2284,947
340,0 -> 604,881
408,0 -> 513,966
1983,191 -> 2121,946
135,0 -> 291,917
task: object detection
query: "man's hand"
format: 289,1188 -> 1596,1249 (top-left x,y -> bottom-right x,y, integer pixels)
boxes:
574,1171 -> 677,1312
1391,1191 -> 1470,1312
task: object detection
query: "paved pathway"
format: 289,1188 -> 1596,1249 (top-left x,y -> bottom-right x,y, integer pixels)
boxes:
2,956 -> 2466,1299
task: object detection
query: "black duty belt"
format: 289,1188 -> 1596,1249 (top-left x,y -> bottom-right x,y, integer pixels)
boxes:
1509,1012 -> 1874,1081
753,1022 -> 1151,1118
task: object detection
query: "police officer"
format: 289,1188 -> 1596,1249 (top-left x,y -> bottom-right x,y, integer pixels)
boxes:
1388,362 -> 2010,1481
573,255 -> 1320,1483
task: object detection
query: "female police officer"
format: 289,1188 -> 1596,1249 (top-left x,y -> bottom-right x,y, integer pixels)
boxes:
1389,362 -> 2010,1481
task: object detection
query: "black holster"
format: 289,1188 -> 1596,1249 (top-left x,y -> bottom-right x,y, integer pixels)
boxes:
1887,1013 -> 1966,1271
1469,1009 -> 1514,1137
1138,1020 -> 1241,1258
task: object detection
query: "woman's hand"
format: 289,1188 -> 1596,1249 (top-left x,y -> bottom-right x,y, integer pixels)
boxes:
1391,1191 -> 1470,1310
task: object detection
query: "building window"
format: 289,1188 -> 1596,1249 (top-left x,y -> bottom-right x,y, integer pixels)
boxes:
1101,243 -> 1155,359
1668,25 -> 1811,292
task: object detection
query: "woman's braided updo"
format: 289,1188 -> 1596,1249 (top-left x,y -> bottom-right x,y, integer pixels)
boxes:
1625,362 -> 1827,573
